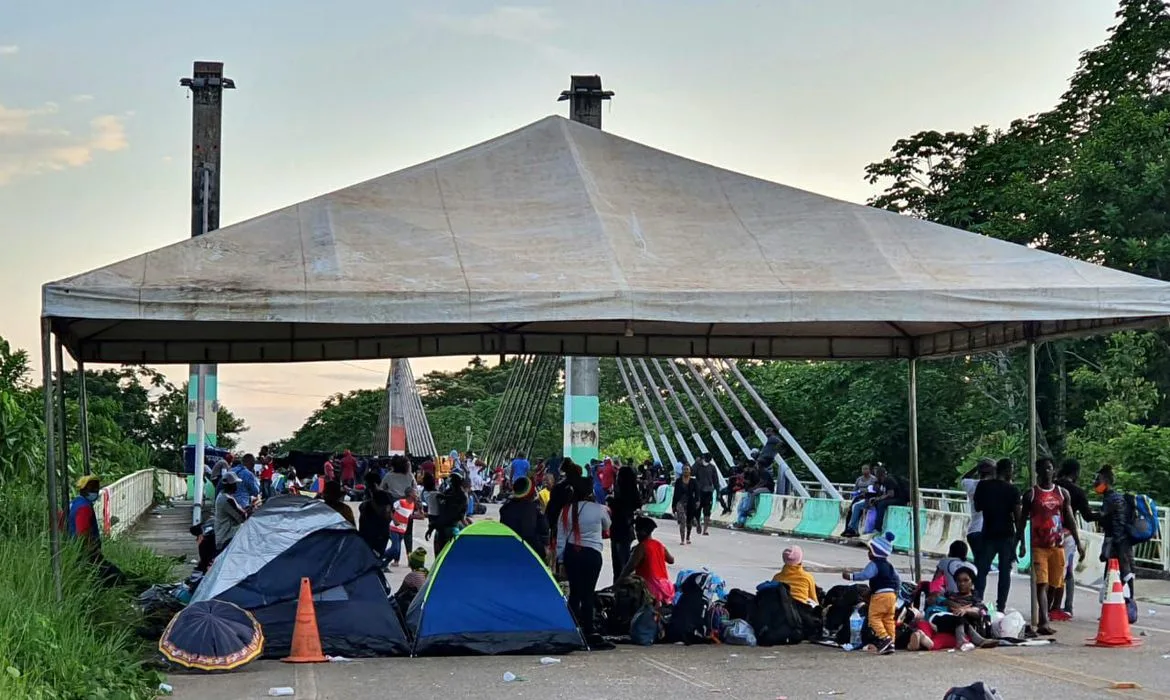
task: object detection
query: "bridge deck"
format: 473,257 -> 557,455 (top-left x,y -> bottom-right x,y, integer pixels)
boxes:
126,499 -> 197,561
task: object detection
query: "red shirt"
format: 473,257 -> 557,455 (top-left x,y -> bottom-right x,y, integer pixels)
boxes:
260,464 -> 274,481
324,461 -> 335,480
599,461 -> 616,491
636,537 -> 670,582
1030,485 -> 1066,548
341,453 -> 357,481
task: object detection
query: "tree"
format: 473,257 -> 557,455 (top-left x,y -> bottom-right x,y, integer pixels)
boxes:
282,389 -> 384,454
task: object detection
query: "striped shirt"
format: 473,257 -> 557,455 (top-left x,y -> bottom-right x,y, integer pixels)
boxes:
390,498 -> 415,534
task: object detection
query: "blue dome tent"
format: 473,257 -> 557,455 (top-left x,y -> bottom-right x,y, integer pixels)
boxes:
406,520 -> 585,655
191,495 -> 409,658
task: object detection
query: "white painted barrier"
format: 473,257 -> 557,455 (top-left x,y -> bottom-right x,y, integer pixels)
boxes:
95,469 -> 185,537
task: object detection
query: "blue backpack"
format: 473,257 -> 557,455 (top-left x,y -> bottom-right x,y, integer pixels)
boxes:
1126,494 -> 1159,544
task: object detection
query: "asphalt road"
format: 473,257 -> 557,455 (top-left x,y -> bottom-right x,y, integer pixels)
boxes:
165,508 -> 1170,700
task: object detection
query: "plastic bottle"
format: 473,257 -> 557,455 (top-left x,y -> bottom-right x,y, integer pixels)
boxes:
848,608 -> 863,649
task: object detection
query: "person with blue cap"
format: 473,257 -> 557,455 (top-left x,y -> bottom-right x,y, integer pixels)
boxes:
842,531 -> 900,655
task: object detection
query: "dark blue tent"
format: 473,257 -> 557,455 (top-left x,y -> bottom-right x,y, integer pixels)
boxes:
191,496 -> 409,658
406,520 -> 585,655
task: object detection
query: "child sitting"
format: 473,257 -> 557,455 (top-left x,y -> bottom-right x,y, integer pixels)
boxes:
842,531 -> 900,655
926,563 -> 997,651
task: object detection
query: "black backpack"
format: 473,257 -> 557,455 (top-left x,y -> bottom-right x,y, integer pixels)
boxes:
750,581 -> 805,646
612,576 -> 654,633
665,572 -> 710,645
726,588 -> 757,622
943,682 -> 1002,700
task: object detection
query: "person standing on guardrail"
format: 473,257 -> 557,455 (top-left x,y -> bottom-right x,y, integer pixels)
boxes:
973,459 -> 1020,613
1017,458 -> 1084,636
1052,459 -> 1096,620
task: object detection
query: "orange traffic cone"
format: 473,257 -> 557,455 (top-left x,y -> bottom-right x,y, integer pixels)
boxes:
1087,558 -> 1140,648
282,577 -> 328,663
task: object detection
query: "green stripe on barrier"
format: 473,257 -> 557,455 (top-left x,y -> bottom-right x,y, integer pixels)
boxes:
645,486 -> 673,517
795,498 -> 840,538
1017,523 -> 1031,572
886,506 -> 928,552
746,494 -> 774,530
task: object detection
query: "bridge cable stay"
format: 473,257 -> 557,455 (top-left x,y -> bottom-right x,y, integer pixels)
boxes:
681,359 -> 755,459
622,358 -> 679,469
394,364 -> 422,458
485,355 -> 540,467
720,359 -> 840,499
664,360 -> 738,480
635,358 -> 695,467
481,355 -> 528,464
402,360 -> 439,459
372,364 -> 394,455
652,359 -> 730,489
614,358 -> 663,466
701,359 -> 810,498
514,355 -> 561,461
496,355 -> 550,466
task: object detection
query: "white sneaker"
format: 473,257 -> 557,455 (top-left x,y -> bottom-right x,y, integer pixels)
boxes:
959,642 -> 975,652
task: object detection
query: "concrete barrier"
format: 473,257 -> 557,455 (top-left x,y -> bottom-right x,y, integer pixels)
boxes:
886,506 -> 928,553
746,493 -> 774,530
645,486 -> 673,517
1075,533 -> 1106,587
765,495 -> 805,534
712,492 -> 738,527
920,510 -> 969,557
795,498 -> 842,538
833,500 -> 853,537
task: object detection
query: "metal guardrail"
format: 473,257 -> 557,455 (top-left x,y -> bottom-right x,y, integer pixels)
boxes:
95,469 -> 187,537
798,480 -> 1169,572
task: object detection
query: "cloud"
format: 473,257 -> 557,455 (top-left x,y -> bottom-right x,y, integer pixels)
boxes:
423,5 -> 571,59
71,94 -> 94,103
0,102 -> 128,184
0,45 -> 17,56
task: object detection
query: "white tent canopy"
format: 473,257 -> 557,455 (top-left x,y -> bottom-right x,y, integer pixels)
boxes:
42,115 -> 1170,364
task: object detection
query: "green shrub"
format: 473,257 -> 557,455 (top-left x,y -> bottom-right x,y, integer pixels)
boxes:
0,486 -> 170,700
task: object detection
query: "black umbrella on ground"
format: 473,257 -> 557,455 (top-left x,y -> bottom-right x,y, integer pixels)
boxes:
159,599 -> 264,671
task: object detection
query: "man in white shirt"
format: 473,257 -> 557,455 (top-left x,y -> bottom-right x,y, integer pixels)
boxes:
962,458 -> 997,558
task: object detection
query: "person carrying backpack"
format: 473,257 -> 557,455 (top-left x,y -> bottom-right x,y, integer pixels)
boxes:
1093,465 -> 1136,601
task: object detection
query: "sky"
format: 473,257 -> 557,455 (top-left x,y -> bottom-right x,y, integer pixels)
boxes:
0,0 -> 1119,450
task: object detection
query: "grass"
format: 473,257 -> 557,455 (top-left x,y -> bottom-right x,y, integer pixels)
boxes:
0,485 -> 172,700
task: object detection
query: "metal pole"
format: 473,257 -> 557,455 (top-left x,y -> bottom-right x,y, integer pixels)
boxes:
667,360 -> 734,485
723,359 -> 841,500
483,355 -> 524,465
637,359 -> 695,465
54,338 -> 69,512
1027,340 -> 1039,626
908,358 -> 922,583
702,359 -> 808,498
41,321 -> 62,602
77,360 -> 92,476
615,358 -> 662,465
625,359 -> 678,469
192,364 -> 207,525
652,359 -> 717,479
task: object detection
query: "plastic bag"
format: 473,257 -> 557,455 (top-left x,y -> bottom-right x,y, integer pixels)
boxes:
722,619 -> 757,646
992,610 -> 1025,640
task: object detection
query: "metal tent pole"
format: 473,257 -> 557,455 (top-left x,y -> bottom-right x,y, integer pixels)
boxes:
615,358 -> 662,466
41,321 -> 62,602
666,360 -> 734,486
702,359 -> 808,498
624,359 -> 678,469
637,359 -> 694,466
723,359 -> 841,500
908,358 -> 923,583
53,339 -> 69,512
77,360 -> 92,477
1027,340 -> 1039,626
193,364 -> 207,525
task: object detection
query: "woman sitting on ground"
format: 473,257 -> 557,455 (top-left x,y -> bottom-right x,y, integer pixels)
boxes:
620,516 -> 675,604
773,545 -> 819,607
925,564 -> 997,651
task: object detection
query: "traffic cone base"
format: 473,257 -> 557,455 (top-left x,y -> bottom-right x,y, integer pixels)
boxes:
1086,558 -> 1140,648
283,577 -> 328,663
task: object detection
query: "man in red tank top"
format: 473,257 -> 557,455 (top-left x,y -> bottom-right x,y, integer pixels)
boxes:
1018,458 -> 1084,635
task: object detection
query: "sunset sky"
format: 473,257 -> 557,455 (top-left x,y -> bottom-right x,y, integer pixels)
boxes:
0,0 -> 1117,448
